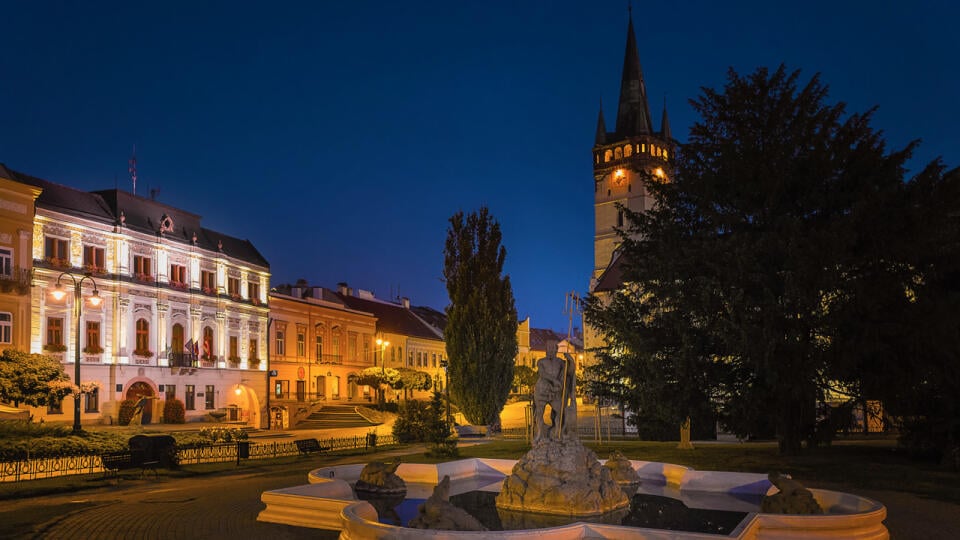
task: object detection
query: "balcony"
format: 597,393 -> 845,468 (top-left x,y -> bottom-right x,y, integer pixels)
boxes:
317,354 -> 343,365
0,267 -> 32,295
169,352 -> 199,368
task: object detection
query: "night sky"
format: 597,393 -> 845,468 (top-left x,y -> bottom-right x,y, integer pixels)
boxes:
2,1 -> 956,332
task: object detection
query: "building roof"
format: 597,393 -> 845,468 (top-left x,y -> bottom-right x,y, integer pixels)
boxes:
593,250 -> 626,292
614,15 -> 654,138
0,164 -> 268,269
336,292 -> 444,342
1,165 -> 115,224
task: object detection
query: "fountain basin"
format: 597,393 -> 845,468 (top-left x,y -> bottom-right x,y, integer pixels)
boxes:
257,458 -> 888,539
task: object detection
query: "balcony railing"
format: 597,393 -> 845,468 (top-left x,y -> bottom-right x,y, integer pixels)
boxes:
317,354 -> 343,365
169,352 -> 200,368
0,267 -> 32,294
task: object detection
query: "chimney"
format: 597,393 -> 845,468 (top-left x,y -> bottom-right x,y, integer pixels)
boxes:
401,297 -> 410,309
337,282 -> 349,296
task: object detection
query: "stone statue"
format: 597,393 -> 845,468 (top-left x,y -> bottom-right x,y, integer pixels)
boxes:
761,472 -> 822,515
533,341 -> 577,442
407,475 -> 487,531
354,459 -> 406,495
603,450 -> 641,487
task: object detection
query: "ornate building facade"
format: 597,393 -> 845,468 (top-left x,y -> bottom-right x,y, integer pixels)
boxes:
0,168 -> 41,355
6,167 -> 270,427
268,284 -> 378,427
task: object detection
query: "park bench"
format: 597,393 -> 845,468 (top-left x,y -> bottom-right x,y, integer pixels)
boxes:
100,452 -> 134,482
294,438 -> 329,456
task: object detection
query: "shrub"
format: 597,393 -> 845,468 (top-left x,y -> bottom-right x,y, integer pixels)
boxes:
163,399 -> 186,424
392,392 -> 456,457
118,399 -> 137,426
198,426 -> 248,442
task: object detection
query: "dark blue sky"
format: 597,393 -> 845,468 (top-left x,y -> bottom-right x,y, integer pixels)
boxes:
2,1 -> 956,331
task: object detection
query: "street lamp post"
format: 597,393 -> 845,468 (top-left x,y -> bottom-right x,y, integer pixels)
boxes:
440,359 -> 451,426
375,337 -> 389,404
50,272 -> 102,433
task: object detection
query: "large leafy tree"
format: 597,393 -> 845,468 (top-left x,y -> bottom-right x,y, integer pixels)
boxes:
0,349 -> 73,407
444,206 -> 518,427
587,65 -> 934,454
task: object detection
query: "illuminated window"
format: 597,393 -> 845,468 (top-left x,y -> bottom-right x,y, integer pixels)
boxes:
44,236 -> 68,263
135,319 -> 150,354
348,332 -> 357,361
604,150 -> 612,162
614,147 -> 622,159
248,280 -> 260,301
170,264 -> 187,286
227,276 -> 240,296
249,338 -> 258,360
85,321 -> 100,352
201,270 -> 216,292
229,335 -> 239,360
133,255 -> 152,278
202,326 -> 214,358
297,330 -> 305,357
84,388 -> 98,413
83,246 -> 104,272
205,385 -> 215,410
47,317 -> 64,348
663,149 -> 669,160
315,333 -> 323,360
641,144 -> 646,153
0,312 -> 11,344
276,330 -> 285,356
624,144 -> 632,157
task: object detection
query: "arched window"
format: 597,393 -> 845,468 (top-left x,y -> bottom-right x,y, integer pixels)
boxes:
614,147 -> 622,159
171,324 -> 184,354
624,144 -> 632,157
202,326 -> 214,359
135,319 -> 149,354
603,149 -> 612,162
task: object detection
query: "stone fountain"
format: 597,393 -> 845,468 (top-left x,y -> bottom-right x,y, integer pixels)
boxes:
495,343 -> 629,517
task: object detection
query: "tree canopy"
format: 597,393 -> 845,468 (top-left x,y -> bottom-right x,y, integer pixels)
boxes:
444,206 -> 518,426
585,65 -> 956,454
0,349 -> 73,407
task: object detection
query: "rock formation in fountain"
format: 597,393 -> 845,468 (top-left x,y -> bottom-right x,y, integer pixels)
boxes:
354,459 -> 406,495
603,450 -> 641,486
761,472 -> 823,514
496,341 -> 629,516
408,475 -> 487,531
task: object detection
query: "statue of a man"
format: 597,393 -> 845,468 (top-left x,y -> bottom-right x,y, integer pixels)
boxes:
533,341 -> 573,442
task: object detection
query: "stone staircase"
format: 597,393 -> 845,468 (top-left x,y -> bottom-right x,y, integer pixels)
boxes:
293,404 -> 379,430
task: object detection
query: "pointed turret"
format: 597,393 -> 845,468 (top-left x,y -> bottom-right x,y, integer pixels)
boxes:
595,100 -> 607,145
615,16 -> 654,137
660,98 -> 672,140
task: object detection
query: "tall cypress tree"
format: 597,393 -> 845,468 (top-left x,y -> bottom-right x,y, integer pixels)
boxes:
443,207 -> 518,427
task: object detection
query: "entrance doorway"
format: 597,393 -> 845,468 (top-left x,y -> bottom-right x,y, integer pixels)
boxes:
316,375 -> 326,399
125,381 -> 155,424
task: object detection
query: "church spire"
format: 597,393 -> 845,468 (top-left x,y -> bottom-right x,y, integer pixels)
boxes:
660,97 -> 672,140
615,14 -> 653,137
595,99 -> 607,145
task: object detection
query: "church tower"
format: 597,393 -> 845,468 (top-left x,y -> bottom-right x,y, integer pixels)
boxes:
590,14 -> 673,291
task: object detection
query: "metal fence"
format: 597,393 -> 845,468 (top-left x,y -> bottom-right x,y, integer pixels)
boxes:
0,433 -> 398,483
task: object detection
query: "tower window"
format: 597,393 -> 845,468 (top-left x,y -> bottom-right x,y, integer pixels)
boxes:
614,147 -> 622,160
624,145 -> 632,157
604,150 -> 612,163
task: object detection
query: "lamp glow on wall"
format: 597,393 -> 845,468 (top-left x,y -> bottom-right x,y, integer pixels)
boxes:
50,272 -> 101,433
375,337 -> 389,404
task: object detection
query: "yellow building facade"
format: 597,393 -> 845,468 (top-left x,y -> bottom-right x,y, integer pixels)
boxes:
0,170 -> 41,355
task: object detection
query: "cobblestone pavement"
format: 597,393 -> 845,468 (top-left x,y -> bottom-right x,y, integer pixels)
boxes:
1,446 -> 425,540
